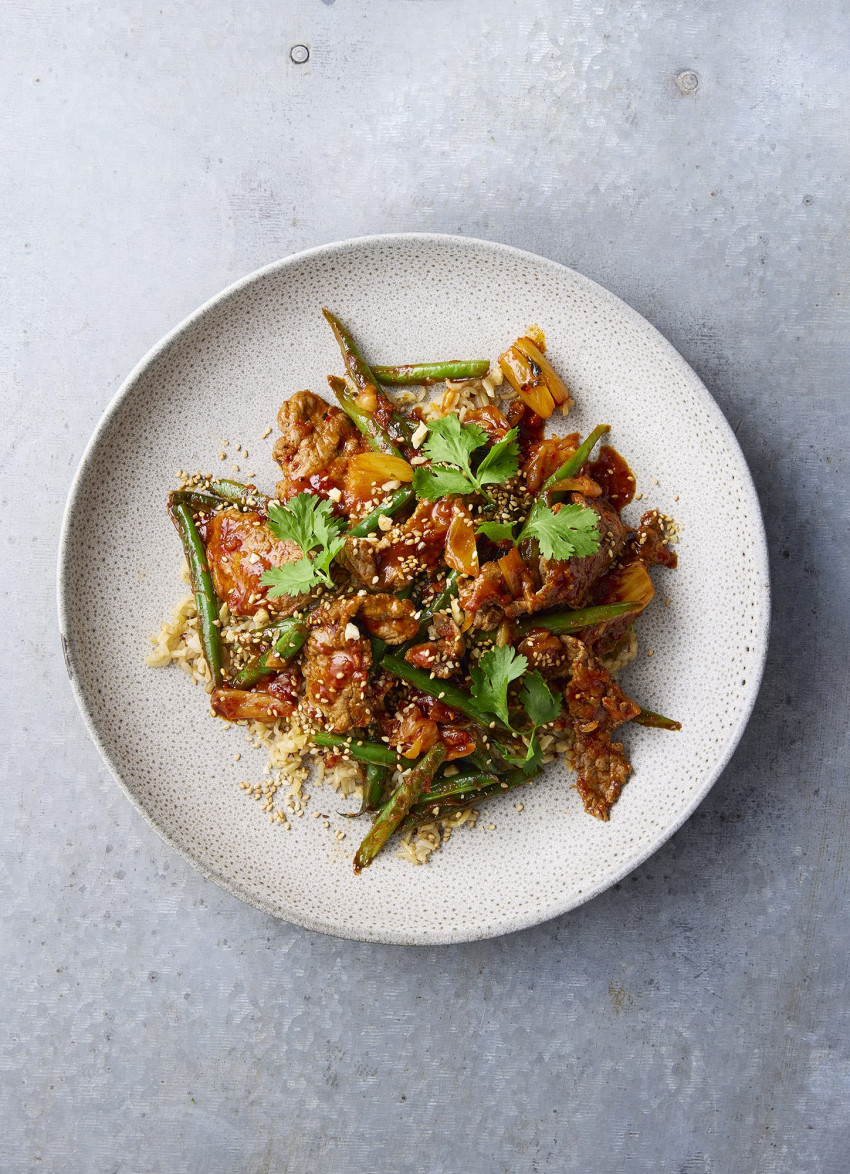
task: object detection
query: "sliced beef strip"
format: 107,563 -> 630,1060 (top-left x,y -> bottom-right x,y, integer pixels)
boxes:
460,494 -> 629,626
572,729 -> 632,822
302,597 -> 373,733
273,391 -> 364,495
516,494 -> 630,613
557,635 -> 640,819
356,594 -> 419,644
343,498 -> 456,591
562,635 -> 640,733
632,509 -> 678,569
203,508 -> 310,617
403,612 -> 466,679
211,669 -> 300,723
516,628 -> 572,677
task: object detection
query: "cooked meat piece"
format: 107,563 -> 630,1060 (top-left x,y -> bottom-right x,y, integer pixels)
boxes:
273,391 -> 364,496
572,729 -> 632,821
339,536 -> 380,587
204,508 -> 310,617
558,635 -> 640,819
632,510 -> 678,569
461,495 -> 629,623
356,594 -> 419,644
404,612 -> 466,679
343,498 -> 456,591
517,628 -> 572,677
211,674 -> 300,723
302,597 -> 372,733
458,562 -> 510,630
526,495 -> 630,612
562,635 -> 640,732
433,612 -> 465,657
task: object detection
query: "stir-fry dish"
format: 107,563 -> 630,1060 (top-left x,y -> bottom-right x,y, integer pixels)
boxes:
148,310 -> 680,871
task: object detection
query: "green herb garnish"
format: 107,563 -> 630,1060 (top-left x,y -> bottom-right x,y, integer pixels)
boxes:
505,671 -> 563,775
477,500 -> 601,561
260,493 -> 346,598
469,645 -> 528,727
412,417 -> 519,501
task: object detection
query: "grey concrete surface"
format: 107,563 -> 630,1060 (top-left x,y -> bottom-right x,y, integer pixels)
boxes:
2,2 -> 848,1171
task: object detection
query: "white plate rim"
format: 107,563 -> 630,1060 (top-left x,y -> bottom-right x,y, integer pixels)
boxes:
57,232 -> 770,944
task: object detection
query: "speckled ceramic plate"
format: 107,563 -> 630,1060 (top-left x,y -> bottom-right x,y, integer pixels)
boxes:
58,234 -> 769,944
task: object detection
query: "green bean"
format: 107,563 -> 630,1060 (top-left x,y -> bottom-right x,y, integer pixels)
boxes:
167,497 -> 223,688
231,617 -> 309,688
541,424 -> 611,493
205,478 -> 271,510
402,766 -> 538,830
322,308 -> 417,448
312,731 -> 399,767
362,763 -> 390,811
170,479 -> 270,513
372,360 -> 490,385
327,375 -> 403,458
168,490 -> 227,515
396,571 -> 459,655
632,707 -> 682,731
322,308 -> 383,399
346,485 -> 415,537
381,654 -> 511,733
415,769 -> 500,804
353,744 -> 446,872
515,601 -> 643,637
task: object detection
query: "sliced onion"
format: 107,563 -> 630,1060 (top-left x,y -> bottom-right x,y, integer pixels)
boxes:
498,345 -> 556,418
445,501 -> 480,577
515,337 -> 572,407
345,452 -> 413,500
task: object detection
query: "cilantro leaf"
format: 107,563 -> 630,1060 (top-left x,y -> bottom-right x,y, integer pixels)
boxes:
474,427 -> 519,486
423,414 -> 487,473
260,559 -> 320,598
413,465 -> 476,500
519,500 -> 601,560
520,670 -> 562,727
267,493 -> 318,552
469,645 -> 528,727
261,492 -> 347,597
414,419 -> 520,502
505,730 -> 545,776
475,520 -> 518,543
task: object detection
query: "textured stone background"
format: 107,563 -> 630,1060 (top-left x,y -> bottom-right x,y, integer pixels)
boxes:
2,2 -> 848,1171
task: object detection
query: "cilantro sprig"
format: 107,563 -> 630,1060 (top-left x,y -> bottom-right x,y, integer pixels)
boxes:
469,644 -> 528,727
259,493 -> 347,598
468,648 -> 563,776
511,669 -> 564,774
477,500 -> 601,561
412,416 -> 519,501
